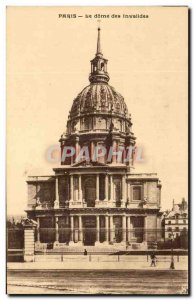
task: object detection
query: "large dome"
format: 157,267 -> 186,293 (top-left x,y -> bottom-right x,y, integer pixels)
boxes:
60,27 -> 136,163
69,83 -> 129,119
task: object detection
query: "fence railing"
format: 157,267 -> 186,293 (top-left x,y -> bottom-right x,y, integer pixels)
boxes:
32,253 -> 188,263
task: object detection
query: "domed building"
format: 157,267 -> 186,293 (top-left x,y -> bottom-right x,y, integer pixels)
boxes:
26,28 -> 163,251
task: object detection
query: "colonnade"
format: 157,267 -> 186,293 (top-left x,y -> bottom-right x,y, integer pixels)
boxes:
55,173 -> 127,206
36,215 -> 147,245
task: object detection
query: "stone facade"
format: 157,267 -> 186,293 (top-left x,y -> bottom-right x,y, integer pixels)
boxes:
164,199 -> 188,240
26,27 -> 163,250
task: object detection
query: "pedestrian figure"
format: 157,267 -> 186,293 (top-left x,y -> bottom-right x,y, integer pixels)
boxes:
84,249 -> 87,256
150,252 -> 156,267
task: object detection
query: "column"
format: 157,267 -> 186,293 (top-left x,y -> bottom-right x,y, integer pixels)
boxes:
55,177 -> 59,201
36,217 -> 40,242
79,215 -> 83,243
91,141 -> 95,161
55,216 -> 59,242
112,140 -> 117,163
127,216 -> 131,242
96,215 -> 100,243
70,215 -> 74,243
105,174 -> 109,201
105,215 -> 109,244
54,176 -> 59,208
121,175 -> 126,208
78,175 -> 82,202
143,182 -> 148,200
122,215 -> 126,242
110,215 -> 114,243
96,174 -> 99,201
70,175 -> 74,201
75,140 -> 80,159
122,176 -> 126,201
110,175 -> 114,202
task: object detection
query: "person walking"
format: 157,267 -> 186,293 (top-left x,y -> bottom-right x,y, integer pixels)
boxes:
150,252 -> 156,267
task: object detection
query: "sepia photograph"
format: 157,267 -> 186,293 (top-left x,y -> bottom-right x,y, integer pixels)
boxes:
6,6 -> 189,295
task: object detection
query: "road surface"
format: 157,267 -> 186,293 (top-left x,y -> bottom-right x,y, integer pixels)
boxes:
7,269 -> 188,295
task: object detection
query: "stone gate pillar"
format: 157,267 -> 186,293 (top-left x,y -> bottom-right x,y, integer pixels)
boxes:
22,218 -> 37,262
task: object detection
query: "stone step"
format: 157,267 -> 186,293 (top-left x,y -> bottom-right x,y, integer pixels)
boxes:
45,247 -> 123,253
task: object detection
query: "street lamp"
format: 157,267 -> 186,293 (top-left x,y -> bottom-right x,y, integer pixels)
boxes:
170,232 -> 175,269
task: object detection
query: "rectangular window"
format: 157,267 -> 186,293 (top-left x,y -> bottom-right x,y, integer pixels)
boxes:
133,186 -> 142,200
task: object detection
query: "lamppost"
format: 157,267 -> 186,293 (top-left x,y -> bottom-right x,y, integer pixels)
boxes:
170,232 -> 175,269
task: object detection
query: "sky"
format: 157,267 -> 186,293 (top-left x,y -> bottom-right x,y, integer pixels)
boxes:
7,6 -> 188,215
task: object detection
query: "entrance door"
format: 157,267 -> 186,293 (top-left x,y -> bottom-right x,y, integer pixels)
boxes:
84,178 -> 96,207
83,216 -> 96,246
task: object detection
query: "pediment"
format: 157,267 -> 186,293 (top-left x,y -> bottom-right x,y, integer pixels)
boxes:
72,159 -> 107,167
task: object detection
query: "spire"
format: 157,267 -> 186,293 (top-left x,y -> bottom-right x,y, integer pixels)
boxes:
96,27 -> 102,56
89,26 -> 110,84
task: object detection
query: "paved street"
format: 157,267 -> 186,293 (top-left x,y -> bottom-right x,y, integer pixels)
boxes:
7,269 -> 188,295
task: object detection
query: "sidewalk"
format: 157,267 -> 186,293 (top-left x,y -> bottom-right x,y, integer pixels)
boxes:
7,258 -> 188,271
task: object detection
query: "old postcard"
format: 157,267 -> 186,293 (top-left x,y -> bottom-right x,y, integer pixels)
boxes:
6,6 -> 189,295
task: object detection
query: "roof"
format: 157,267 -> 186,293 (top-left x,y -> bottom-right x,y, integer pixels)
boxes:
69,83 -> 129,119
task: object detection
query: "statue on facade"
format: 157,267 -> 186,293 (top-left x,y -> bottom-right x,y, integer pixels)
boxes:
36,198 -> 42,209
54,199 -> 59,209
21,218 -> 37,227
